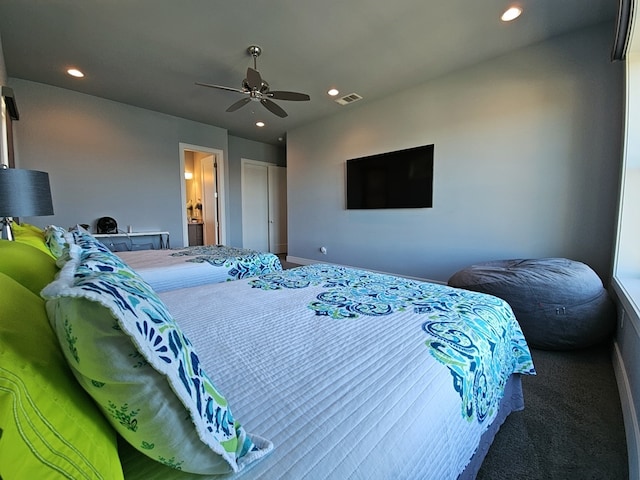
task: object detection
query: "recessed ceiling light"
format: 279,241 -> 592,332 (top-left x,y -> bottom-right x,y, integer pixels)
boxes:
501,6 -> 522,22
67,68 -> 85,78
256,121 -> 265,127
328,88 -> 340,96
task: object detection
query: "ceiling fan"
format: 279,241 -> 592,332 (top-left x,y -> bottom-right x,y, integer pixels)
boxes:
196,45 -> 310,118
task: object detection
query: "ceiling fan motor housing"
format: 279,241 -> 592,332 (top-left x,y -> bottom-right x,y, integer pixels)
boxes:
248,45 -> 262,59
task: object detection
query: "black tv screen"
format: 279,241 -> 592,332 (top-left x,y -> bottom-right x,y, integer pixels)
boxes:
346,144 -> 434,209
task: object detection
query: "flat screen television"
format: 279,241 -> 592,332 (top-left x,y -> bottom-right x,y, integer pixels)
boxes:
346,144 -> 434,209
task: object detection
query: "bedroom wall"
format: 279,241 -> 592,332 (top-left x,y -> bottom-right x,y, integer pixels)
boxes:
5,79 -> 280,249
611,281 -> 640,479
0,34 -> 7,85
7,78 -> 286,249
0,33 -> 7,168
287,23 -> 623,284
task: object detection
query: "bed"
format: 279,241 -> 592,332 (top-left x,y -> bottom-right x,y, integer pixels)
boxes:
2,224 -> 536,480
114,244 -> 283,291
118,263 -> 535,479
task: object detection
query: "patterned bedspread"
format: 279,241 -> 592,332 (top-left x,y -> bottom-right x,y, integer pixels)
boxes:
116,245 -> 282,292
170,245 -> 282,278
249,264 -> 535,424
121,264 -> 535,480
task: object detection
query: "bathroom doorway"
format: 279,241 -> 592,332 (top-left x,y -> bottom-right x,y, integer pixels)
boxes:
179,143 -> 226,247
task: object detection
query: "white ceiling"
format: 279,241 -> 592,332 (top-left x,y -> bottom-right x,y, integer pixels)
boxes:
0,0 -> 618,145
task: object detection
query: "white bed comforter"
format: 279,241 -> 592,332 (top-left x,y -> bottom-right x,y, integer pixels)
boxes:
120,264 -> 534,479
116,246 -> 282,292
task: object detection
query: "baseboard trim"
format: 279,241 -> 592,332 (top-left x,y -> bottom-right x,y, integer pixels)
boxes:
285,255 -> 317,266
613,340 -> 639,480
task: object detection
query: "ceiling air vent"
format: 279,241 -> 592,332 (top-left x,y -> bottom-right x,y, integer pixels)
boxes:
335,93 -> 363,106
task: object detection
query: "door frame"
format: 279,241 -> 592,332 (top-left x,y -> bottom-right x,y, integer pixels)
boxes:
200,154 -> 218,245
179,143 -> 227,247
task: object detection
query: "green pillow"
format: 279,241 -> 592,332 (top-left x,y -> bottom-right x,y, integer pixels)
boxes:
11,222 -> 56,259
0,239 -> 58,294
0,272 -> 124,480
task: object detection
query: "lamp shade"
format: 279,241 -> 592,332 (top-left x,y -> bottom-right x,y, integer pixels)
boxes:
0,168 -> 54,217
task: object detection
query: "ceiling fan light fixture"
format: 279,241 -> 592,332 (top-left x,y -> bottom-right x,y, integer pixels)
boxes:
501,6 -> 522,22
197,45 -> 310,118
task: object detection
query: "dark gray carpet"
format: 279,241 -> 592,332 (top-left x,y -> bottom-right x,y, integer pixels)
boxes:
477,343 -> 628,479
277,254 -> 300,270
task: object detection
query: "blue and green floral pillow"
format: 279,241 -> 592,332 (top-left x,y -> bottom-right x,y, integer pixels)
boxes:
67,225 -> 112,253
41,247 -> 272,474
43,224 -> 70,259
45,225 -> 112,266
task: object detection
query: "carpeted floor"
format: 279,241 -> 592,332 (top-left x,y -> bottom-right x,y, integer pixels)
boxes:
278,254 -> 300,270
477,343 -> 628,479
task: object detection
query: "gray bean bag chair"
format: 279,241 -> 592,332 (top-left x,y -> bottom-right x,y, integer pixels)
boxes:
447,258 -> 616,350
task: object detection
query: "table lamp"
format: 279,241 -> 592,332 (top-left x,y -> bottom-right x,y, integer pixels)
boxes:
0,166 -> 54,240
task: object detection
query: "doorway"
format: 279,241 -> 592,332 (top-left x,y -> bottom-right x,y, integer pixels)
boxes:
180,143 -> 226,247
241,159 -> 287,253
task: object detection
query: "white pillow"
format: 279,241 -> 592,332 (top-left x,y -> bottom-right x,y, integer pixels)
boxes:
41,247 -> 272,474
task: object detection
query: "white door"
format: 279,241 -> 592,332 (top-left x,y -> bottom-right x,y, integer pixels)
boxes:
242,161 -> 270,251
268,165 -> 287,254
241,160 -> 287,253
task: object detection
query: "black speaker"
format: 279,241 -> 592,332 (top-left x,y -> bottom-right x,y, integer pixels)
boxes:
97,216 -> 118,234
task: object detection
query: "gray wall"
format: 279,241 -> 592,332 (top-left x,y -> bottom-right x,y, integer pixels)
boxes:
9,78 -> 228,246
6,79 -> 283,248
1,33 -> 8,167
611,282 -> 640,479
287,23 -> 623,284
0,34 -> 6,85
227,135 -> 286,246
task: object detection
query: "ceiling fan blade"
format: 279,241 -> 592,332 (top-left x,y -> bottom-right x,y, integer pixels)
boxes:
246,68 -> 263,90
268,91 -> 310,101
226,97 -> 251,112
261,98 -> 288,118
195,82 -> 245,94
